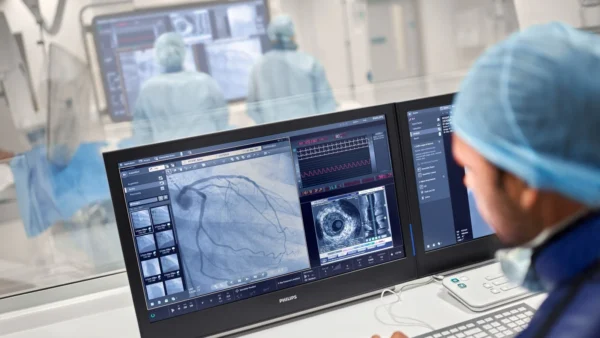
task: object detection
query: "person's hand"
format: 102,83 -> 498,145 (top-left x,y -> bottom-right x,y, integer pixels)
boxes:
372,332 -> 408,338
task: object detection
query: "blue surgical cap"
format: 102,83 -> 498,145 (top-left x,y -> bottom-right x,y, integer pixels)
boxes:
268,15 -> 295,42
452,22 -> 600,206
154,33 -> 186,72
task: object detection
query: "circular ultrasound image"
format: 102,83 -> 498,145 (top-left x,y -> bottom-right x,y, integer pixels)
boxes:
315,199 -> 362,248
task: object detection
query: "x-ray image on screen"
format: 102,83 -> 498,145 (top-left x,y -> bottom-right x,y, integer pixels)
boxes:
165,277 -> 185,295
160,254 -> 180,273
136,234 -> 157,254
131,210 -> 152,229
156,230 -> 175,249
141,258 -> 161,277
146,282 -> 166,300
227,5 -> 259,37
117,46 -> 196,114
169,10 -> 212,44
151,206 -> 171,225
166,151 -> 310,297
206,38 -> 262,100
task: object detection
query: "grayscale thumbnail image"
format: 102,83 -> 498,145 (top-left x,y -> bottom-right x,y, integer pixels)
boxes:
160,254 -> 180,273
166,152 -> 310,295
136,234 -> 157,254
156,230 -> 175,249
141,258 -> 161,277
165,278 -> 185,295
146,282 -> 166,300
151,206 -> 171,225
131,210 -> 152,229
313,189 -> 391,254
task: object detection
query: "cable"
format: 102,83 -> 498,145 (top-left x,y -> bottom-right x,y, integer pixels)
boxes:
374,277 -> 439,332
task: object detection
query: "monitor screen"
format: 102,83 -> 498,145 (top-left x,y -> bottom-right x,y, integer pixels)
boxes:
117,115 -> 406,322
405,104 -> 493,252
93,0 -> 270,121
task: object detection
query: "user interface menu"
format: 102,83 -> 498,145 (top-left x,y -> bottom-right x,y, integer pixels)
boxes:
404,104 -> 493,251
118,115 -> 406,322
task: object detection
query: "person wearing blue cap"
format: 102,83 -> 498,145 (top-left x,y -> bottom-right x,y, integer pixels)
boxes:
246,15 -> 337,125
131,32 -> 229,146
373,23 -> 600,338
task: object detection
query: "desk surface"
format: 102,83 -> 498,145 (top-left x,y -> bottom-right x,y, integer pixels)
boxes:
0,278 -> 546,338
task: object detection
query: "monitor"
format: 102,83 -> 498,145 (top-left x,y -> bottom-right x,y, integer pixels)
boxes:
103,104 -> 417,338
92,0 -> 271,122
395,94 -> 501,276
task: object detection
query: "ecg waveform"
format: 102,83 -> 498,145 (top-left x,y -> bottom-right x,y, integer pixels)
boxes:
298,136 -> 373,188
297,136 -> 370,161
301,160 -> 372,178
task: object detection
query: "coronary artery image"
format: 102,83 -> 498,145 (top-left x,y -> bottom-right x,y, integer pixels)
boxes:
312,186 -> 394,264
166,151 -> 310,297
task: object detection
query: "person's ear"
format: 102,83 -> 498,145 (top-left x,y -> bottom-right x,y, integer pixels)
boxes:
503,172 -> 538,211
519,185 -> 539,211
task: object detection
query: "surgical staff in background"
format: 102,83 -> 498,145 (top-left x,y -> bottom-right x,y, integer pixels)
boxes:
131,32 -> 229,146
374,22 -> 600,338
246,15 -> 337,125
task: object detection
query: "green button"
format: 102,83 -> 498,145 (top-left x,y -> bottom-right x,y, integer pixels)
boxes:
451,278 -> 460,283
458,283 -> 467,289
150,313 -> 156,319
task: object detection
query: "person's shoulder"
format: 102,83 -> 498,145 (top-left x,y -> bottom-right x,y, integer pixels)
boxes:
545,272 -> 600,337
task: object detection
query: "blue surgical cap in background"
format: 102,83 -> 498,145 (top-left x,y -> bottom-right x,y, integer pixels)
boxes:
268,15 -> 295,43
155,32 -> 187,72
452,22 -> 600,206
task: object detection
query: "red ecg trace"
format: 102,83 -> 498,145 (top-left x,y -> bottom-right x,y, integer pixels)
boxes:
301,160 -> 371,178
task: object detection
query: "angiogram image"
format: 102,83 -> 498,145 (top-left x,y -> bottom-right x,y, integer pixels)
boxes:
151,206 -> 171,225
165,278 -> 184,295
146,282 -> 165,300
313,189 -> 391,254
131,210 -> 152,229
155,230 -> 175,249
141,258 -> 161,278
206,38 -> 262,100
136,234 -> 157,254
160,254 -> 180,273
166,152 -> 310,296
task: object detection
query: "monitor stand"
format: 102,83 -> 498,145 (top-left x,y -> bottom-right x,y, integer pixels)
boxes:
441,261 -> 538,312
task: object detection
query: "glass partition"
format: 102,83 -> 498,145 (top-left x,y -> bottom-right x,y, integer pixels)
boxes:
0,0 -> 520,305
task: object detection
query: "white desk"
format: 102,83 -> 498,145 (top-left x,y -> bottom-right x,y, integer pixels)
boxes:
0,278 -> 546,338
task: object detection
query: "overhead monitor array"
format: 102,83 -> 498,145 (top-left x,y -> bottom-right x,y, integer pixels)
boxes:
93,0 -> 270,121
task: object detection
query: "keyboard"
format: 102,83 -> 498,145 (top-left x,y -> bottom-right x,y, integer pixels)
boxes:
442,262 -> 536,312
414,302 -> 535,338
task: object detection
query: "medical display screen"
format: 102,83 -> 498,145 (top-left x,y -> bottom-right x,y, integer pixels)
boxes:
405,105 -> 494,252
93,0 -> 270,121
117,115 -> 406,322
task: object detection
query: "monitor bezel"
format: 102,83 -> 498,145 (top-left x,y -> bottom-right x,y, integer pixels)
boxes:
394,94 -> 502,277
103,104 -> 418,338
91,0 -> 271,123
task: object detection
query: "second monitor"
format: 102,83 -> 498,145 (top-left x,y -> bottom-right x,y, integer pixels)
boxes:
396,94 -> 501,276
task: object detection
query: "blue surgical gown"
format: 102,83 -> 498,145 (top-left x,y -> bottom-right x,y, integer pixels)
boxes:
247,50 -> 337,125
131,71 -> 230,146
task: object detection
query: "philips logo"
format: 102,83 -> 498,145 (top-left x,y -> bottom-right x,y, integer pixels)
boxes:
279,295 -> 298,303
